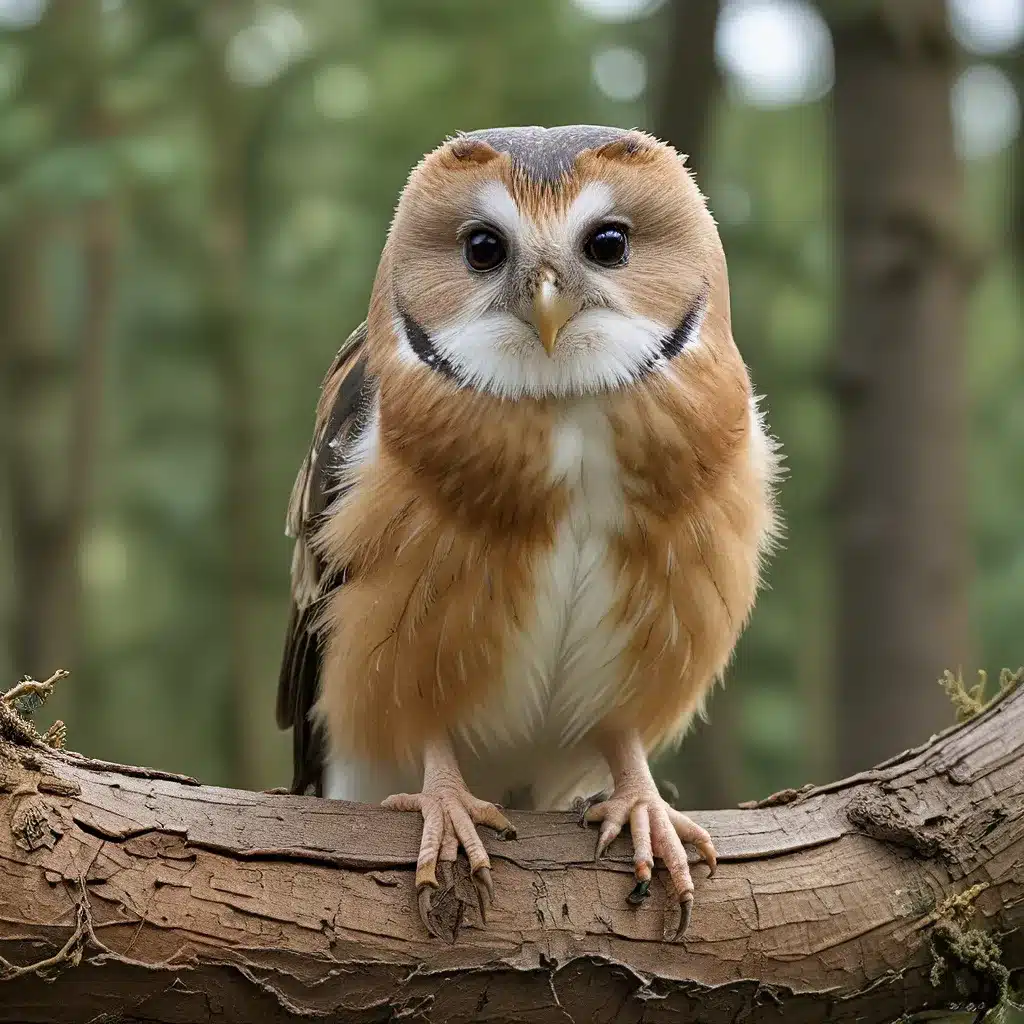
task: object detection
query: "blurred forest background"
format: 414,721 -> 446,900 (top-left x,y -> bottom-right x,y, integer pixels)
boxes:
1,0 -> 1022,807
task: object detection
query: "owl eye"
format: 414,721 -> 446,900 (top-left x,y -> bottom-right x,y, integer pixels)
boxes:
463,229 -> 507,273
584,224 -> 629,267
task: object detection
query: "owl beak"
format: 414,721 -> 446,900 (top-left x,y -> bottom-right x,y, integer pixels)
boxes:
530,272 -> 577,356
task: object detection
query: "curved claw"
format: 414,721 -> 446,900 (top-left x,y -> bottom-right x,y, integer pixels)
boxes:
673,895 -> 693,941
473,866 -> 494,923
417,884 -> 440,939
594,818 -> 622,860
585,783 -> 716,942
666,805 -> 718,877
698,841 -> 718,877
390,784 -> 513,939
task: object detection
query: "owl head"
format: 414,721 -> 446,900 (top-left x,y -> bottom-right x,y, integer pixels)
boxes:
373,125 -> 726,400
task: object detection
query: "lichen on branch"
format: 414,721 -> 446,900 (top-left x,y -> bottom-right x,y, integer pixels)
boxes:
939,666 -> 1023,724
0,669 -> 69,751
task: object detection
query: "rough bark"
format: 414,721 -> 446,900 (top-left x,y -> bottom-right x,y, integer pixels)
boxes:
1,679 -> 1021,1023
829,1 -> 975,775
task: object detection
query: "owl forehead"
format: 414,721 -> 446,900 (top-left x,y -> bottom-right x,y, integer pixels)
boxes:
401,126 -> 689,247
462,124 -> 632,183
471,177 -> 614,251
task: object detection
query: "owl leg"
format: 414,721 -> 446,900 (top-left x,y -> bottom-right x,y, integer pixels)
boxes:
382,736 -> 517,938
584,730 -> 717,941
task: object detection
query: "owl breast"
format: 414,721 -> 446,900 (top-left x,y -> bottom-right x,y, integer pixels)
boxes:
454,397 -> 630,809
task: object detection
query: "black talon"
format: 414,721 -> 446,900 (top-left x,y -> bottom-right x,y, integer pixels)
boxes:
474,865 -> 494,900
627,878 -> 651,905
417,884 -> 442,939
473,879 -> 489,923
499,825 -> 518,841
673,897 -> 693,940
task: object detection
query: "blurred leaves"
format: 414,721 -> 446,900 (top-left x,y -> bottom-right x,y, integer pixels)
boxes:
0,0 -> 1021,799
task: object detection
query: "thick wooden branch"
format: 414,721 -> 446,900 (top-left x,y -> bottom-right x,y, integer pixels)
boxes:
1,683 -> 1022,1024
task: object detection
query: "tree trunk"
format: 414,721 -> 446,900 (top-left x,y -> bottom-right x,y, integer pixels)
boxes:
829,1 -> 973,776
1,217 -> 114,689
200,5 -> 265,790
655,0 -> 721,183
1,222 -> 71,682
2,679 -> 1021,1023
653,0 -> 740,811
0,2 -> 117,715
1010,55 -> 1024,274
65,200 -> 118,722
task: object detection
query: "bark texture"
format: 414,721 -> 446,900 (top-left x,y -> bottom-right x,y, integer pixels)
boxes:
830,0 -> 975,775
1,680 -> 1021,1023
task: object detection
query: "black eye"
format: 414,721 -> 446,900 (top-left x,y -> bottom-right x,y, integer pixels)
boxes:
463,229 -> 506,272
584,224 -> 629,267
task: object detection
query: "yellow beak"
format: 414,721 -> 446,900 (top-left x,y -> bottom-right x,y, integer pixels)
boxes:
530,272 -> 577,356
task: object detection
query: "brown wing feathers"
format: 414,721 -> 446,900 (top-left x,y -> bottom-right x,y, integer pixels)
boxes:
276,322 -> 372,794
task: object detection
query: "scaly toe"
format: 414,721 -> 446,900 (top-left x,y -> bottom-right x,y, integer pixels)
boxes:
595,818 -> 624,860
666,806 -> 717,875
388,783 -> 517,938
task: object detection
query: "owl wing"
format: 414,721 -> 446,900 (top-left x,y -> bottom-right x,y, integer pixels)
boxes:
276,319 -> 373,795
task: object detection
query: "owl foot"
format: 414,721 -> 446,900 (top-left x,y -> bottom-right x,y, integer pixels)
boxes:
383,777 -> 516,939
584,777 -> 717,941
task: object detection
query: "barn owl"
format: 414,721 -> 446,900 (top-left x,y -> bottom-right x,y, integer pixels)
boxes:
277,125 -> 781,940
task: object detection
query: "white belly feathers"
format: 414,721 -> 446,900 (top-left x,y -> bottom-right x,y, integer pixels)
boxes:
455,398 -> 628,806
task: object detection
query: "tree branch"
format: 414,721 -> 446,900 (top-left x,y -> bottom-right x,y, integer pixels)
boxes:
1,680 -> 1021,1023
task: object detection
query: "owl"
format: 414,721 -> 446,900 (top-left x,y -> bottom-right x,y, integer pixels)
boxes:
277,125 -> 781,940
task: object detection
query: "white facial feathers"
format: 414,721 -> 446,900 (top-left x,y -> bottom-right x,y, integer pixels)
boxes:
471,180 -> 523,243
470,180 -> 617,253
418,308 -> 672,399
562,181 -> 619,244
392,180 -> 706,399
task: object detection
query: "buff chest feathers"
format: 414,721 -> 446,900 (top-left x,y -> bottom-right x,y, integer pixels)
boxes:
277,124 -> 781,939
